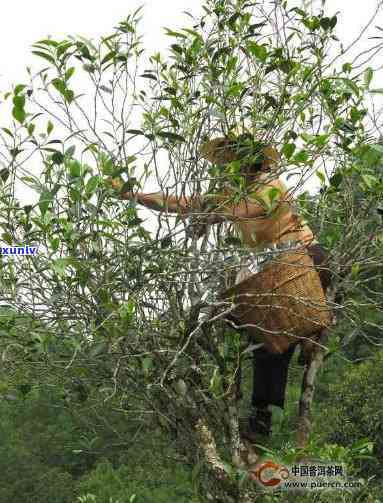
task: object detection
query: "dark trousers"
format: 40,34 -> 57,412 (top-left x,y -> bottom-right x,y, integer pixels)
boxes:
252,244 -> 331,409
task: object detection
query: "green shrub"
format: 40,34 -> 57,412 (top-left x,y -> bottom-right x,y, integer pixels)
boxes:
76,459 -> 195,503
317,351 -> 383,476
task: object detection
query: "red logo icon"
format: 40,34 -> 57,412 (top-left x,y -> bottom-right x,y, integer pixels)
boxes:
250,460 -> 290,487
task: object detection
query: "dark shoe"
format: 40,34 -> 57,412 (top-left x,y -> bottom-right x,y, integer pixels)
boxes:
240,423 -> 259,444
298,344 -> 314,367
297,349 -> 306,366
250,407 -> 272,436
240,408 -> 272,442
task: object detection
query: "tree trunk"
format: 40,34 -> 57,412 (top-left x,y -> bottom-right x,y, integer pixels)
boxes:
297,328 -> 329,448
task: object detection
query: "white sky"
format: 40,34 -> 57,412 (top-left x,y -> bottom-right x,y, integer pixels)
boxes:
0,0 -> 199,90
1,0 -> 383,210
1,0 -> 383,89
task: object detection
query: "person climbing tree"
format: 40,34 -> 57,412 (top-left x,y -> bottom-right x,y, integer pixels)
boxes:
110,133 -> 332,442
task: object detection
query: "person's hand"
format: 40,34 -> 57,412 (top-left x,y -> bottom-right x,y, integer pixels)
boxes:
106,177 -> 134,200
107,177 -> 137,200
107,177 -> 124,192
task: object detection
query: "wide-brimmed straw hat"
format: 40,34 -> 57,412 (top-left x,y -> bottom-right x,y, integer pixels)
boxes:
199,134 -> 280,170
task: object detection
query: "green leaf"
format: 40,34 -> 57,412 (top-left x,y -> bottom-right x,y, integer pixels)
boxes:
50,237 -> 60,251
65,145 -> 76,158
142,356 -> 153,374
224,236 -> 242,246
340,78 -> 360,96
267,187 -> 281,204
320,17 -> 334,30
163,28 -> 187,38
125,129 -> 144,136
174,378 -> 187,396
2,128 -> 14,138
303,16 -> 321,31
315,134 -> 330,147
361,174 -> 376,188
69,189 -> 80,202
181,27 -> 203,39
52,79 -> 74,103
42,147 -> 62,152
119,300 -> 135,321
14,84 -> 27,95
301,132 -> 315,143
83,63 -> 96,73
68,160 -> 82,177
351,263 -> 360,278
1,232 -> 13,245
316,170 -> 326,184
39,190 -> 52,215
35,39 -> 58,47
76,42 -> 93,60
330,172 -> 342,188
90,342 -> 109,358
12,107 -> 26,124
52,151 -> 65,164
329,16 -> 337,29
293,150 -> 309,163
209,367 -> 222,397
247,42 -> 267,62
282,143 -> 296,159
0,168 -> 10,182
291,7 -> 306,16
279,59 -> 295,74
364,67 -> 373,88
47,120 -> 54,135
52,78 -> 66,94
13,95 -> 25,109
57,41 -> 73,58
64,89 -> 74,103
140,73 -> 157,81
370,143 -> 383,155
99,154 -> 114,175
65,67 -> 75,80
171,44 -> 183,55
52,258 -> 68,277
227,82 -> 244,97
161,236 -> 172,248
31,51 -> 55,64
157,131 -> 185,142
101,51 -> 116,65
10,147 -> 22,157
227,55 -> 238,73
350,438 -> 374,454
85,175 -> 100,195
369,88 -> 383,94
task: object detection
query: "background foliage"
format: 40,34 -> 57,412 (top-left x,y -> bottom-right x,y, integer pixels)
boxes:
1,0 -> 383,501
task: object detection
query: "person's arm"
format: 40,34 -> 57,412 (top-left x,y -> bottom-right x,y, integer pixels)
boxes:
129,191 -> 266,220
122,190 -> 203,214
218,198 -> 266,220
109,178 -> 202,214
110,178 -> 265,219
203,191 -> 266,221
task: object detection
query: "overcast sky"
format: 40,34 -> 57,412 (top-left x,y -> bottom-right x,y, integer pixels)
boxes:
1,0 -> 383,208
1,0 -> 383,90
0,0 -> 198,90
